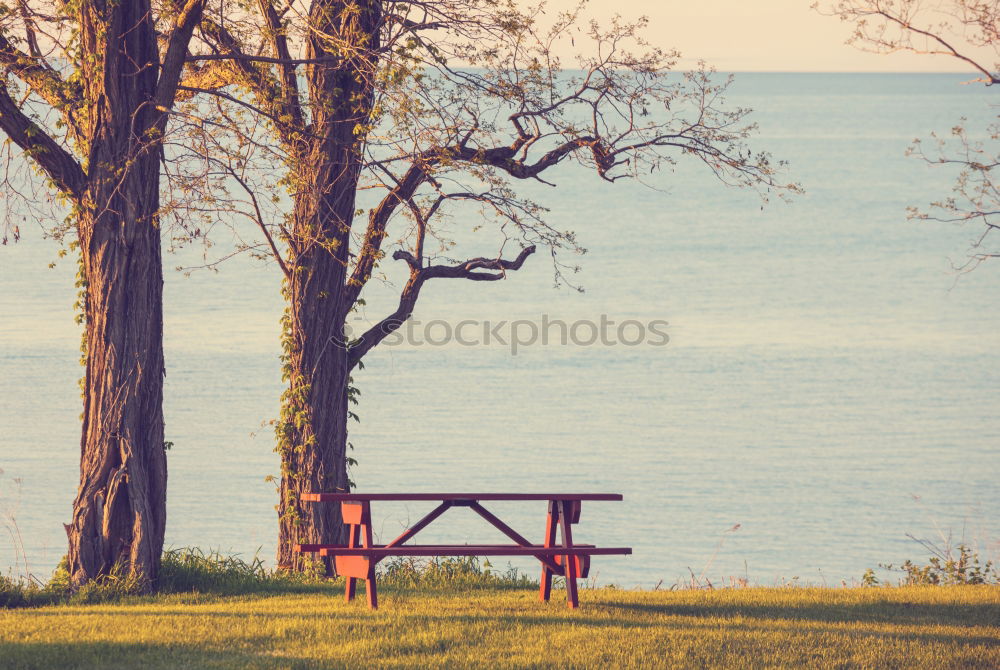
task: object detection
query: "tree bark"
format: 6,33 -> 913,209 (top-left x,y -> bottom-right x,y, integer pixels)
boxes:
65,0 -> 168,590
276,192 -> 355,571
68,183 -> 166,589
275,0 -> 381,572
276,306 -> 351,571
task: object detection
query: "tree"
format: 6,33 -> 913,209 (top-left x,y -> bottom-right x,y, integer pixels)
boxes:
172,0 -> 797,570
818,0 -> 999,270
0,0 -> 204,589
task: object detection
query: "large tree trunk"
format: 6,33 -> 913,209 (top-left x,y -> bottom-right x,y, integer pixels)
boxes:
275,0 -> 380,572
276,195 -> 354,571
65,0 -> 167,590
276,307 -> 351,571
67,182 -> 166,589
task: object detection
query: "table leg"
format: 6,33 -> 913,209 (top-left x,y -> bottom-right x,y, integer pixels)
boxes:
539,501 -> 559,602
359,502 -> 378,610
341,500 -> 377,607
366,569 -> 378,610
345,522 -> 358,603
559,500 -> 579,609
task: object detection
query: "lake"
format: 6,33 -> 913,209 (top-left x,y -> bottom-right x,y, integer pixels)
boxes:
1,73 -> 998,588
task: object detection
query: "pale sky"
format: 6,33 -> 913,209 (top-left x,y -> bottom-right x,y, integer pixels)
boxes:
550,0 -> 991,72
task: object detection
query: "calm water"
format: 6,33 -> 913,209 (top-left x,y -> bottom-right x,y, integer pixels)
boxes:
1,74 -> 998,587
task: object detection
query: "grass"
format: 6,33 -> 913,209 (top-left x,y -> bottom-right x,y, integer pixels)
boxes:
1,585 -> 998,669
0,550 -> 530,608
2,550 -> 998,668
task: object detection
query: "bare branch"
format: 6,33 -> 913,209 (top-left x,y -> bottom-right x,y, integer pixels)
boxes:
818,0 -> 999,84
347,244 -> 536,367
0,31 -> 80,113
185,53 -> 339,65
153,0 -> 207,133
197,11 -> 299,150
224,160 -> 292,280
344,159 -> 431,313
819,1 -> 999,269
254,0 -> 305,131
0,82 -> 84,197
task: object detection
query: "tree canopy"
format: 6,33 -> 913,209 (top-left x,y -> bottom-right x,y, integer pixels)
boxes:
163,0 -> 798,569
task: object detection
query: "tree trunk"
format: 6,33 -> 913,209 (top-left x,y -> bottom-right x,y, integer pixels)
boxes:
276,163 -> 361,570
67,185 -> 166,589
274,0 -> 381,572
275,324 -> 351,571
65,0 -> 167,590
276,195 -> 354,570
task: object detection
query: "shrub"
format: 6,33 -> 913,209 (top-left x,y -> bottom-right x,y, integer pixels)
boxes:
158,547 -> 329,596
1,547 -> 540,609
379,556 -> 536,590
879,545 -> 999,586
0,573 -> 66,608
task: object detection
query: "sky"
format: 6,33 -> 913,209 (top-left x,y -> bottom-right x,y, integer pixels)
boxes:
549,0 -> 993,72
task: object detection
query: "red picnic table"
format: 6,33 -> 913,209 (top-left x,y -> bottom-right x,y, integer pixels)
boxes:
295,492 -> 632,609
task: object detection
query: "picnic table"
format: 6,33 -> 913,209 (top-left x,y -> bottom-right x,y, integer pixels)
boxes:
294,492 -> 632,609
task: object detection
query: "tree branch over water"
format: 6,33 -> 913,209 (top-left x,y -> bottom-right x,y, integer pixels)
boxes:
163,0 -> 800,569
818,0 -> 999,271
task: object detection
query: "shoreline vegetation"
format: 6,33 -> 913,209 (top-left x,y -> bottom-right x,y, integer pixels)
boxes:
2,546 -> 998,609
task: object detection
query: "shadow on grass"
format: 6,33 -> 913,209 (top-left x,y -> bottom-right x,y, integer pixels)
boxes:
0,640 -> 311,670
595,597 -> 1000,629
3,593 -> 999,669
409,611 -> 1000,648
29,588 -> 988,635
39,586 -> 992,630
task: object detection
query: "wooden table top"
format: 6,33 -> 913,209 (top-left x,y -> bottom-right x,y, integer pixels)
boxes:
301,492 -> 624,502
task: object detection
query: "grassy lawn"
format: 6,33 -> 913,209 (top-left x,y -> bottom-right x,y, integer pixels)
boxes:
1,585 -> 998,669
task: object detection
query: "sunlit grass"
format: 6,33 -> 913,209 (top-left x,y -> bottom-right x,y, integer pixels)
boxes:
2,585 -> 997,669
